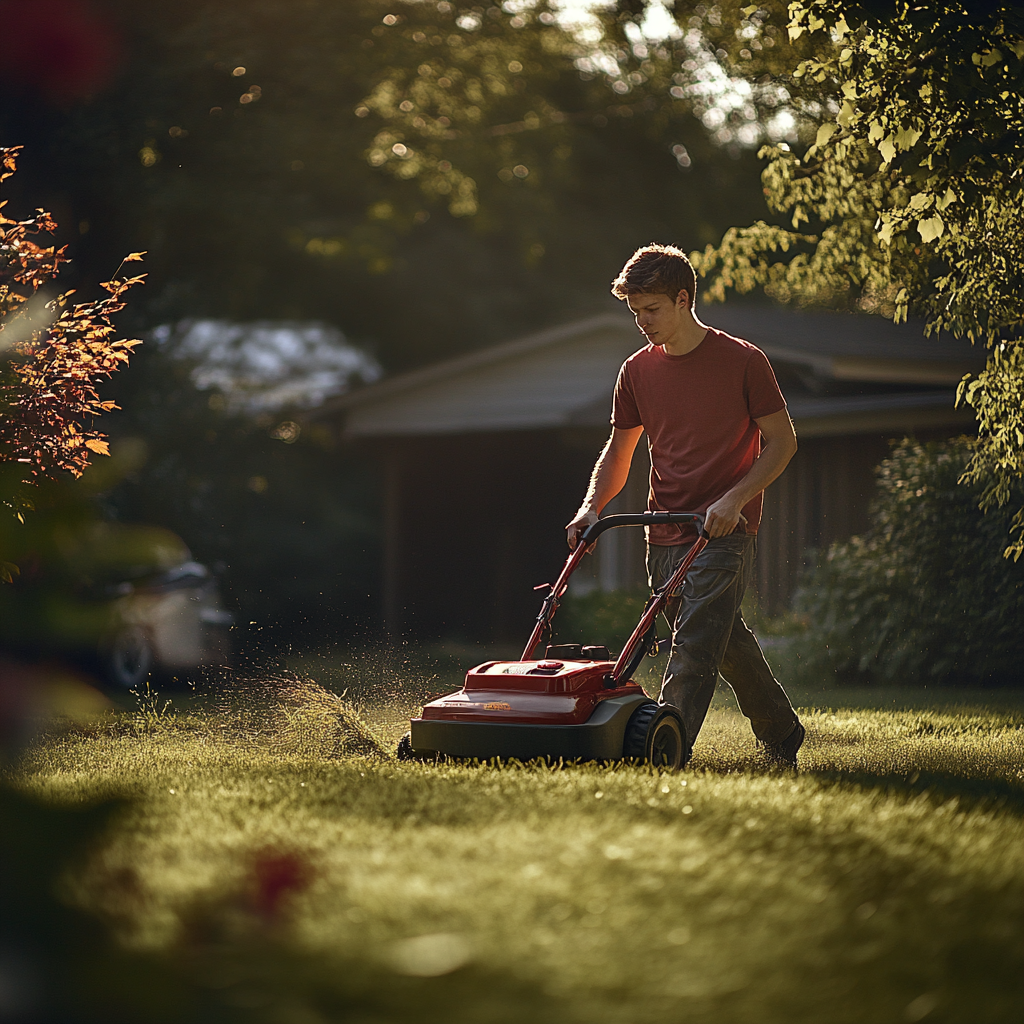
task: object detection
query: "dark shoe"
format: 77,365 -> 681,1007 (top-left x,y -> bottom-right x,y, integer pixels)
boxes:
763,721 -> 805,767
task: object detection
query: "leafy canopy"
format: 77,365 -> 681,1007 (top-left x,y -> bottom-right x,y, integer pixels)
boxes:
693,1 -> 1024,557
5,0 -> 772,372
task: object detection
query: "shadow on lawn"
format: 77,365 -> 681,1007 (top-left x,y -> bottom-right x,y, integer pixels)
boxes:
689,719 -> 1024,814
806,768 -> 1024,814
690,748 -> 1024,814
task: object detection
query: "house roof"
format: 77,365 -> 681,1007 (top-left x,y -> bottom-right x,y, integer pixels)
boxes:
318,306 -> 982,439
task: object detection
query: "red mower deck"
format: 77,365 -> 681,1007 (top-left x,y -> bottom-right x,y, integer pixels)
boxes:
399,512 -> 709,769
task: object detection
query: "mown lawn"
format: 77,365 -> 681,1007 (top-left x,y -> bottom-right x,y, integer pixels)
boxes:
13,660 -> 1024,1024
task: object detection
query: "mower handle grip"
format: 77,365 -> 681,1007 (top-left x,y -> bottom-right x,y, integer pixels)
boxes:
579,512 -> 707,545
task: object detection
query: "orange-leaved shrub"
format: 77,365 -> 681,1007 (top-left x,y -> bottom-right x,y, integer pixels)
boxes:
0,146 -> 142,573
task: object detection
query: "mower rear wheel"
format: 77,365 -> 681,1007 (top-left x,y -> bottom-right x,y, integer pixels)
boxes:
396,732 -> 414,760
622,702 -> 689,769
396,731 -> 448,764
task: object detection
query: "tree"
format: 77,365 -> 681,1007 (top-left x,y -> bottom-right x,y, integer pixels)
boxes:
0,146 -> 141,577
691,1 -> 1024,557
2,0 -> 771,370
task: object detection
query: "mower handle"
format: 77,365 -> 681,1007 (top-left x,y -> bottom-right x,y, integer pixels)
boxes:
521,511 -> 706,661
579,511 -> 707,544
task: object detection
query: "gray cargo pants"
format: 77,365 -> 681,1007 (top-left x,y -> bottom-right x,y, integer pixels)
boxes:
647,534 -> 799,748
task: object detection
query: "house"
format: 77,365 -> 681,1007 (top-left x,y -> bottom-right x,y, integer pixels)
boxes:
315,304 -> 981,639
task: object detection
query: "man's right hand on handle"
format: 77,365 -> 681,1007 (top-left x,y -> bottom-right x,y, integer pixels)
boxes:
566,509 -> 598,549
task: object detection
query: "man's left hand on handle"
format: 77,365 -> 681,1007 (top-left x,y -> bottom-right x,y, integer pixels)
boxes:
703,496 -> 748,538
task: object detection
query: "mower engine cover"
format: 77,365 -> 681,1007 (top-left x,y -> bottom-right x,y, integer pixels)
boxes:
409,657 -> 650,762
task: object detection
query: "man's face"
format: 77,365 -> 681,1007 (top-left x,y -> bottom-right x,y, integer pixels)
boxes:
625,290 -> 687,346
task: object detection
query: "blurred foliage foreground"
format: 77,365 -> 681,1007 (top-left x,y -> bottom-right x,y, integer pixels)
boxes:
2,670 -> 1023,1024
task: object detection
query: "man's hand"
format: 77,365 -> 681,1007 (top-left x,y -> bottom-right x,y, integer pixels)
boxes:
702,410 -> 796,539
566,508 -> 599,549
703,496 -> 747,538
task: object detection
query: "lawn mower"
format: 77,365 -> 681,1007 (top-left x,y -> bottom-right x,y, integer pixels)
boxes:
397,512 -> 708,769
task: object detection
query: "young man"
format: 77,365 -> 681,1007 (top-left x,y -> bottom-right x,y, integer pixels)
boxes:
566,244 -> 805,765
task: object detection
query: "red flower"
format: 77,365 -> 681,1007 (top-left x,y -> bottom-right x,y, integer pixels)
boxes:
250,849 -> 313,923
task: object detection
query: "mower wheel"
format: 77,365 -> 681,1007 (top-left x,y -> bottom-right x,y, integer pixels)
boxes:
622,702 -> 689,769
396,731 -> 448,763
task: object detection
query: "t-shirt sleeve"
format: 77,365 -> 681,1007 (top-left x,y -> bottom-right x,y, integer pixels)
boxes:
745,347 -> 787,420
610,360 -> 642,429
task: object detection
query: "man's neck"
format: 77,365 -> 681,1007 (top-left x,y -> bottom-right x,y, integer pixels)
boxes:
661,310 -> 709,356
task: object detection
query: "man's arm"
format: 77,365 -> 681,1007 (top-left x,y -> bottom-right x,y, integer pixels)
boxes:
704,408 -> 798,538
565,425 -> 644,548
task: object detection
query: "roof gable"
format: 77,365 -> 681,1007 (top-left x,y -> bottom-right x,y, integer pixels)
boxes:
320,306 -> 982,439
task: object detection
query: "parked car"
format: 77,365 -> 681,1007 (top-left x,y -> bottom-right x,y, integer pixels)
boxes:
0,521 -> 233,689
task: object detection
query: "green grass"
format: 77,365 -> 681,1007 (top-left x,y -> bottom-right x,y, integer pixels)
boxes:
12,658 -> 1024,1024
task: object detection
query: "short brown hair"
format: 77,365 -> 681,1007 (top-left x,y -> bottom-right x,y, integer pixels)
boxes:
610,244 -> 696,308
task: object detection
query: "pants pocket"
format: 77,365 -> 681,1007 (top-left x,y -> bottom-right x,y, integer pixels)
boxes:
680,536 -> 748,605
680,556 -> 741,605
648,536 -> 750,597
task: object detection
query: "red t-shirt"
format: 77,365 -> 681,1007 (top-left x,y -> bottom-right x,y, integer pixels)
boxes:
611,329 -> 787,546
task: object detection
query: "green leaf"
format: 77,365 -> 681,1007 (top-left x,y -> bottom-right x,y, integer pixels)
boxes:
917,215 -> 944,243
895,126 -> 923,151
878,135 -> 896,163
816,122 -> 836,147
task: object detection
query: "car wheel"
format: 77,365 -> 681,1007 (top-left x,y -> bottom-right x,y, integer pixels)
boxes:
622,702 -> 689,769
105,626 -> 154,689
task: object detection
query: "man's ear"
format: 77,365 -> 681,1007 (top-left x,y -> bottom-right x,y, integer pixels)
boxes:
676,288 -> 690,308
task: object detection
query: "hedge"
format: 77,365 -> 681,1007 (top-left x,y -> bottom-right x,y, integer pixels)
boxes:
791,438 -> 1024,686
